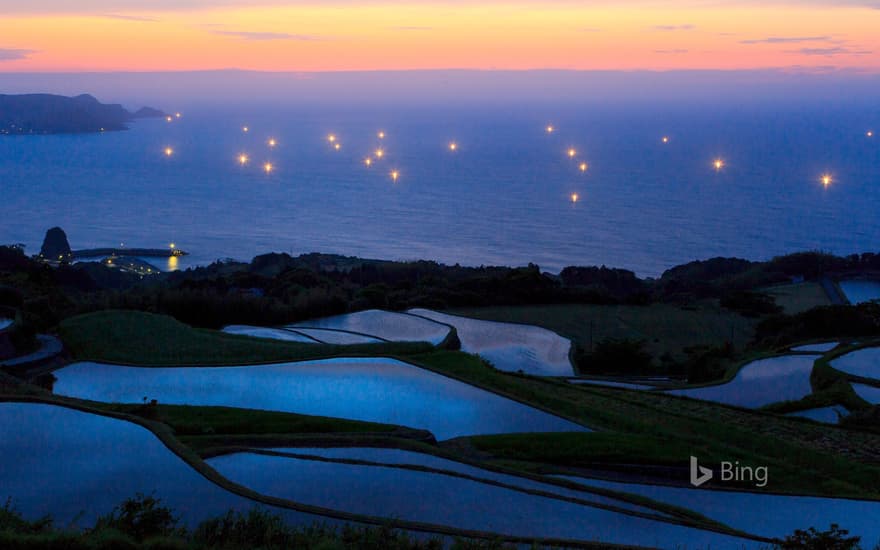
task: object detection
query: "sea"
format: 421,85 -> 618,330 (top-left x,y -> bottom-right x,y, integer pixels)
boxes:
1,102 -> 878,277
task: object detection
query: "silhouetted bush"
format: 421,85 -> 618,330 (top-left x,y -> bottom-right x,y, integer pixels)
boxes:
777,524 -> 860,550
682,343 -> 735,384
720,290 -> 782,317
756,304 -> 880,347
92,494 -> 183,542
575,338 -> 654,375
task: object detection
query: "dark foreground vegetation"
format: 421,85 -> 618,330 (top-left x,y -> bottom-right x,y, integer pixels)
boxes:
0,494 -> 864,550
0,495 -> 520,550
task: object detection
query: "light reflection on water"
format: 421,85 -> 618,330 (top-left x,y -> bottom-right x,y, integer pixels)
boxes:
52,358 -> 589,439
839,280 -> 880,305
209,451 -> 755,548
667,355 -> 817,408
0,402 -> 323,527
832,347 -> 880,380
2,105 -> 878,277
554,474 -> 880,544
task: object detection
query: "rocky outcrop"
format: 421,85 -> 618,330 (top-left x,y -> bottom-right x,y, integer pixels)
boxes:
39,227 -> 72,261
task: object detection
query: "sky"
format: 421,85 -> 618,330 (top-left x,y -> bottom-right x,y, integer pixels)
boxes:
0,1 -> 878,73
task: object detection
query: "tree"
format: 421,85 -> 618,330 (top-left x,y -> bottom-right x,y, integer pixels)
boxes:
778,524 -> 860,550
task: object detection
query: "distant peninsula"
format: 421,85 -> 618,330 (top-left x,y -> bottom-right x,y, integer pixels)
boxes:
0,93 -> 167,135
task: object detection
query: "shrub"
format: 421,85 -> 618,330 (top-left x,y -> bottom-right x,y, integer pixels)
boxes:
0,498 -> 53,534
720,290 -> 782,317
91,494 -> 182,542
777,524 -> 860,550
192,508 -> 294,549
683,343 -> 735,384
576,338 -> 654,375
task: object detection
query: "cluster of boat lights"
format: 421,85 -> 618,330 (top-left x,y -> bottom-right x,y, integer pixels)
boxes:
160,114 -> 873,203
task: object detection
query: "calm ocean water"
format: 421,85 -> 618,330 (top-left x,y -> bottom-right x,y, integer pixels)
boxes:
1,103 -> 877,277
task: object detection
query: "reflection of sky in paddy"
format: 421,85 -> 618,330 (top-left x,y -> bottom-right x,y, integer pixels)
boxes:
852,383 -> 880,405
0,403 -> 324,528
53,358 -> 588,439
209,451 -> 753,548
839,280 -> 880,305
831,347 -> 880,380
555,474 -> 880,544
290,310 -> 450,344
263,446 -> 665,516
786,406 -> 845,424
408,309 -> 574,376
790,342 -> 838,353
223,325 -> 318,343
667,355 -> 817,408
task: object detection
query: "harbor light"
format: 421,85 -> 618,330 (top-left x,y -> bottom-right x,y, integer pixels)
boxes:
165,116 -> 173,122
364,157 -> 373,167
334,143 -> 341,151
571,193 -> 579,203
242,126 -> 249,133
328,134 -> 337,143
169,243 -> 175,250
378,131 -> 385,139
268,138 -> 277,148
869,130 -> 874,138
662,136 -> 670,144
567,148 -> 577,158
238,153 -> 249,166
164,147 -> 173,157
713,158 -> 724,171
579,162 -> 588,173
449,141 -> 458,152
175,112 -> 181,119
391,169 -> 399,182
375,148 -> 385,159
821,173 -> 833,187
546,125 -> 554,134
264,162 -> 274,174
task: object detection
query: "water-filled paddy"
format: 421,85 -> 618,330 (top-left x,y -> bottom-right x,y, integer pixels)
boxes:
786,406 -> 845,423
407,309 -> 574,376
52,359 -> 588,439
839,280 -> 880,305
667,355 -> 817,408
262,447 -> 665,516
223,325 -> 319,343
288,327 -> 385,344
208,451 -> 753,548
852,383 -> 880,405
290,310 -> 450,344
790,342 -> 838,353
555,475 -> 880,544
0,402 -> 321,527
830,347 -> 880,380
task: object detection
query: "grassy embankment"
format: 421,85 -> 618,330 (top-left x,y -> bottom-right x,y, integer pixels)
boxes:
446,302 -> 755,364
59,310 -> 432,365
414,350 -> 880,498
92,403 -> 429,454
761,340 -> 880,418
0,498 -> 523,550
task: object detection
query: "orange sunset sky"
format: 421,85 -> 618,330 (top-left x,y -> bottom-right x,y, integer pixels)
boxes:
0,1 -> 879,73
